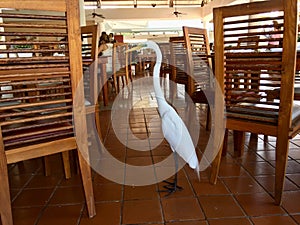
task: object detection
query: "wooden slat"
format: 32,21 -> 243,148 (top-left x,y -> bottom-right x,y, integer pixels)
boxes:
0,0 -> 66,11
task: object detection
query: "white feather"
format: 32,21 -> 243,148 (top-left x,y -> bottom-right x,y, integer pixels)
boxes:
144,40 -> 200,177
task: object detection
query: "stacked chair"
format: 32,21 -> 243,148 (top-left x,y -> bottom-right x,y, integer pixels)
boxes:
112,42 -> 131,93
183,26 -> 213,130
0,1 -> 96,224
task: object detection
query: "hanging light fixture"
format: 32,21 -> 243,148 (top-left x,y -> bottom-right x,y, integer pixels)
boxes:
201,0 -> 208,7
96,0 -> 101,8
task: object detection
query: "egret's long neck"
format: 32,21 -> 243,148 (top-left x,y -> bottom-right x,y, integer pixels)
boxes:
152,45 -> 164,100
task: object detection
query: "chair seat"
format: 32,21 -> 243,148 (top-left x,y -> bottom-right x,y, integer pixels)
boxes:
3,119 -> 73,149
227,102 -> 300,125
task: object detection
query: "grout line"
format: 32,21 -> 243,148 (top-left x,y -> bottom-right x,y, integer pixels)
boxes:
33,176 -> 64,225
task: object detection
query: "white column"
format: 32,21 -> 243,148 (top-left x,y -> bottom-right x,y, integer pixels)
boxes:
79,0 -> 86,26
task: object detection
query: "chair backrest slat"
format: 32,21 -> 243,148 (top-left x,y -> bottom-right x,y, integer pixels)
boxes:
169,36 -> 188,85
183,26 -> 212,96
213,0 -> 297,125
0,2 -> 86,150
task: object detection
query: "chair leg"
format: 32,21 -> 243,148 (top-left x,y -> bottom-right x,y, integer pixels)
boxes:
44,156 -> 51,176
205,105 -> 211,131
222,129 -> 228,156
77,150 -> 96,218
95,109 -> 103,142
113,76 -> 118,94
274,135 -> 290,205
0,153 -> 13,225
44,153 -> 71,179
233,130 -> 245,157
117,77 -> 120,93
62,151 -> 71,179
209,140 -> 224,184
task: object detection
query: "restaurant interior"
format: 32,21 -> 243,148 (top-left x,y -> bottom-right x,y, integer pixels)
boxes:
1,0 -> 300,225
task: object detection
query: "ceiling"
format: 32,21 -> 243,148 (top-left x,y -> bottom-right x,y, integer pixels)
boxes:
83,0 -> 249,41
84,0 -> 212,8
84,0 -> 241,21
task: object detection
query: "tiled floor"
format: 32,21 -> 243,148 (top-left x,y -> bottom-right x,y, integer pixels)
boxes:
5,74 -> 300,225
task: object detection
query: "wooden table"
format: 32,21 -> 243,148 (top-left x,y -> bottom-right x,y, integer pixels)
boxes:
136,53 -> 156,73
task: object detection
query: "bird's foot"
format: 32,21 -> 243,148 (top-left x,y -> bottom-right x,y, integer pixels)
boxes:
158,179 -> 183,196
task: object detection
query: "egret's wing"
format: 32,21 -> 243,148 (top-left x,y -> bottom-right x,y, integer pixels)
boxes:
160,104 -> 199,170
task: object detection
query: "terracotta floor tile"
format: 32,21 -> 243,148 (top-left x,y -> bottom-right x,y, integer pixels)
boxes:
165,221 -> 208,225
124,184 -> 158,200
153,155 -> 170,164
287,174 -> 300,186
93,173 -> 115,185
12,207 -> 43,225
292,214 -> 300,224
250,215 -> 298,225
256,150 -> 276,161
288,149 -> 300,160
10,189 -> 21,201
9,174 -> 33,189
218,162 -> 248,177
106,148 -> 126,158
235,193 -> 286,216
94,183 -> 123,202
122,199 -> 163,224
282,191 -> 300,214
37,205 -> 82,225
126,156 -> 153,166
254,175 -> 299,193
161,197 -> 204,221
105,140 -> 126,149
26,174 -> 62,188
126,148 -> 152,157
49,186 -> 84,205
79,202 -> 121,225
59,174 -> 83,187
151,147 -> 172,157
222,176 -> 265,194
208,217 -> 252,225
236,151 -> 265,163
42,154 -> 68,175
192,178 -> 229,196
198,195 -> 245,219
12,188 -> 53,207
286,160 -> 300,174
9,159 -> 42,176
242,161 -> 275,176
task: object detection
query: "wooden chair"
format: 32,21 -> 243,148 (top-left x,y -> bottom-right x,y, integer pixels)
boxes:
158,42 -> 172,78
81,24 -> 102,136
0,1 -> 96,225
210,0 -> 299,205
183,26 -> 213,130
44,24 -> 103,177
169,36 -> 188,103
169,36 -> 188,86
112,42 -> 130,93
237,36 -> 260,51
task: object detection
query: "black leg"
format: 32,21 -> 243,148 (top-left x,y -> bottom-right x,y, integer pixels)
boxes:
159,152 -> 183,196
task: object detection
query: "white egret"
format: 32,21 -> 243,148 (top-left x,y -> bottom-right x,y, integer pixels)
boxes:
129,41 -> 200,193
